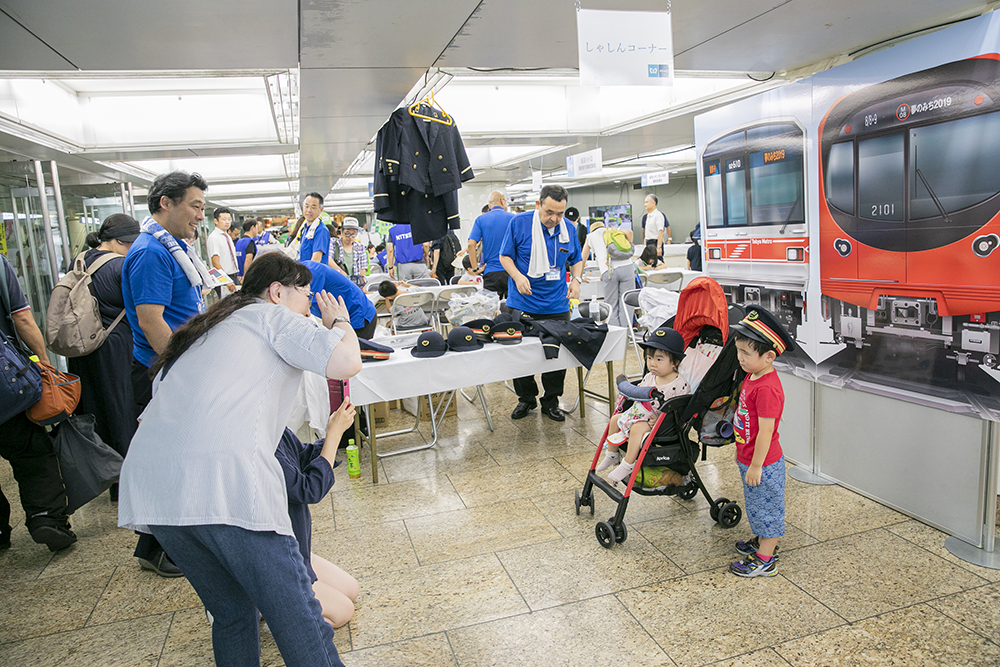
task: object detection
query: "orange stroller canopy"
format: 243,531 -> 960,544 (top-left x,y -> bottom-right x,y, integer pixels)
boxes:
672,276 -> 729,347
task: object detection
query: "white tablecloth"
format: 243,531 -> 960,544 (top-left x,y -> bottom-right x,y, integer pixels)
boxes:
349,325 -> 628,406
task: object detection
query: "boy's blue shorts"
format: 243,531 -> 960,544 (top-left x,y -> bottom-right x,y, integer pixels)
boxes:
738,456 -> 785,539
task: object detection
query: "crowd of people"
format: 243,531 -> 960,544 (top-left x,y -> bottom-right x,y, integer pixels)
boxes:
0,171 -> 732,667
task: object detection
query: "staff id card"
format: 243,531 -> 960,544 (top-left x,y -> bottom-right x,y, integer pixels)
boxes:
545,267 -> 561,281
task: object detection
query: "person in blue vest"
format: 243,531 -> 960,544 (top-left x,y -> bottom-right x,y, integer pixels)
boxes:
386,222 -> 431,281
234,219 -> 258,278
499,184 -> 584,422
302,260 -> 378,340
297,193 -> 331,263
468,190 -> 515,298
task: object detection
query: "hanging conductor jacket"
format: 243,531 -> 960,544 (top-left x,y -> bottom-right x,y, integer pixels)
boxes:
374,104 -> 475,244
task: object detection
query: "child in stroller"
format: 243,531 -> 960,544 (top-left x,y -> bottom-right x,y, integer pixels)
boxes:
597,326 -> 691,488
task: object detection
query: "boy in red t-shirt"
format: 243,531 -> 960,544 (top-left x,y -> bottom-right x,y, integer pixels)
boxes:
728,306 -> 794,578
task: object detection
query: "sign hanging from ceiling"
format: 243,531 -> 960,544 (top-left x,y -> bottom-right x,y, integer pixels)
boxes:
576,9 -> 674,87
641,171 -> 670,187
566,147 -> 603,178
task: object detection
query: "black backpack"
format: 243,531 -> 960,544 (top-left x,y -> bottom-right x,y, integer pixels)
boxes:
438,232 -> 460,269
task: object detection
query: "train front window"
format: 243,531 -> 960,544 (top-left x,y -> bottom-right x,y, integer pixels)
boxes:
749,150 -> 804,225
858,133 -> 904,221
909,112 -> 1000,219
725,158 -> 748,226
704,160 -> 725,228
826,141 -> 854,214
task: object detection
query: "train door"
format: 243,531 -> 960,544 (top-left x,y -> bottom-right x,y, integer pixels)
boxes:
856,132 -> 906,284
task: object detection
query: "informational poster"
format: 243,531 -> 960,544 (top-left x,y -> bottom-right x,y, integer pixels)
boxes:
694,12 -> 1000,420
576,9 -> 673,87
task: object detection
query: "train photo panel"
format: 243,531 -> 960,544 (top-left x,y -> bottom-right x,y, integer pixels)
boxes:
694,12 -> 1000,420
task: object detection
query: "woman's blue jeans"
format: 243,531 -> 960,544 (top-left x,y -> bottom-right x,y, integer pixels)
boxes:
150,524 -> 344,667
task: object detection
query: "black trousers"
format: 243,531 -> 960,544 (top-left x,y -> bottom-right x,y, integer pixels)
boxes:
482,270 -> 509,299
0,412 -> 69,539
354,316 -> 377,341
129,357 -> 166,561
509,309 -> 570,409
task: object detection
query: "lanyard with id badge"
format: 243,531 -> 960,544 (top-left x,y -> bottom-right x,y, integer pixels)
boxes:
545,229 -> 567,281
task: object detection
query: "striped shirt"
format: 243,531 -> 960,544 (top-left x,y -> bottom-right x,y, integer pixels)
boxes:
118,301 -> 345,536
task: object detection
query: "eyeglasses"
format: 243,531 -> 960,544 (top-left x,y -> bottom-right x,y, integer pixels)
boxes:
294,285 -> 313,299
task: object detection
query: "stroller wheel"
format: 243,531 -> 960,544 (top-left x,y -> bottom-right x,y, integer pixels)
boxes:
679,482 -> 698,501
595,521 -> 616,549
614,522 -> 628,544
574,489 -> 595,516
709,497 -> 730,522
574,490 -> 581,516
718,502 -> 742,529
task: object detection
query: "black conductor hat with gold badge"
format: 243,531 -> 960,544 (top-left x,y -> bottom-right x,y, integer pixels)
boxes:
492,320 -> 524,345
730,305 -> 794,356
639,326 -> 686,360
411,330 -> 447,358
359,339 -> 393,362
464,318 -> 495,344
447,325 -> 484,352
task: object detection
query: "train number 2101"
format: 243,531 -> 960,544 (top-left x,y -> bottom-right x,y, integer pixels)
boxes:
871,203 -> 896,217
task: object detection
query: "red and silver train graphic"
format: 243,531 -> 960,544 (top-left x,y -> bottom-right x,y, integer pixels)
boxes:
819,55 -> 1000,369
701,120 -> 808,336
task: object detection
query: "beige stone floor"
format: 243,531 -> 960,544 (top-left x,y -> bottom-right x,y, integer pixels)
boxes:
3,356 -> 1000,666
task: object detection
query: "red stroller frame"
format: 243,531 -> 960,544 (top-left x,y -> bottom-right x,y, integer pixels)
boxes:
575,331 -> 746,549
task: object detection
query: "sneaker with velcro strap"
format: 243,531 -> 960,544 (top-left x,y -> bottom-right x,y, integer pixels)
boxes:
735,535 -> 779,559
729,553 -> 777,578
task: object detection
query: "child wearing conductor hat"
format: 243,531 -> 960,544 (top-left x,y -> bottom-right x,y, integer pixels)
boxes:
600,326 -> 691,487
728,305 -> 794,578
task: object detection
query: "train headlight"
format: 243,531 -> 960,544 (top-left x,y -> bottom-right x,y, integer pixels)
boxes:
834,239 -> 852,257
786,247 -> 805,262
972,234 -> 999,258
708,248 -> 722,260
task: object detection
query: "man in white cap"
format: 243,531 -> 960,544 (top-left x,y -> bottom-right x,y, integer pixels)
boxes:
328,216 -> 370,285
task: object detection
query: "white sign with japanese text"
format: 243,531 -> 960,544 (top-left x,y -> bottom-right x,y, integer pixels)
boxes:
641,171 -> 670,187
566,147 -> 603,178
576,9 -> 674,87
532,170 -> 543,191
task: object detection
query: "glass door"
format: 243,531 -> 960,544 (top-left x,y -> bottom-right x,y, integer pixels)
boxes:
8,186 -> 58,331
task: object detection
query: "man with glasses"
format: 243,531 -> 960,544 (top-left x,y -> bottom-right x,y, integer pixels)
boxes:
328,216 -> 369,286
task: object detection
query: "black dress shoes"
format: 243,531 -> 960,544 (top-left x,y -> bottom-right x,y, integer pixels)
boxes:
511,402 -> 534,420
137,550 -> 184,578
30,524 -> 77,552
541,405 -> 566,422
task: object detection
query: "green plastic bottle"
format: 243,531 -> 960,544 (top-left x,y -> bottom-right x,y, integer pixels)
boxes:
346,439 -> 361,479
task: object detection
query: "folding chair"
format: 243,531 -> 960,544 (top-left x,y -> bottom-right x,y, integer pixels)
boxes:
389,291 -> 435,334
429,285 -> 478,332
646,270 -> 684,291
621,288 -> 644,378
566,301 -> 611,414
407,277 -> 441,287
449,275 -> 463,285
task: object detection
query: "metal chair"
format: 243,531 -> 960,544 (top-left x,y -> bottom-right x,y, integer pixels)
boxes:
566,300 -> 612,414
429,285 -> 478,331
646,270 -> 684,290
621,288 -> 644,378
389,291 -> 435,334
407,277 -> 441,287
449,275 -> 463,285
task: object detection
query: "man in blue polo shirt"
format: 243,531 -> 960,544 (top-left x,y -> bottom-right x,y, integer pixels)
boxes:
500,184 -> 583,422
468,190 -> 515,298
302,260 -> 378,339
121,170 -> 208,578
387,222 -> 430,281
297,192 -> 331,263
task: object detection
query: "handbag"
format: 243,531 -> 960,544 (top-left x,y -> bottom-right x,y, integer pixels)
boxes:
49,413 -> 123,513
0,260 -> 43,424
26,362 -> 81,426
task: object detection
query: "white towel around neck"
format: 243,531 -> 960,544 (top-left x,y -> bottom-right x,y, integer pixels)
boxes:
527,209 -> 571,279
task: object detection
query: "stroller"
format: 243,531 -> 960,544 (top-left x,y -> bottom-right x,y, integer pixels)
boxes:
575,277 -> 747,548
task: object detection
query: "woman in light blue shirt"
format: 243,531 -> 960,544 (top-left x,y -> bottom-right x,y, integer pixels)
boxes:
118,253 -> 360,667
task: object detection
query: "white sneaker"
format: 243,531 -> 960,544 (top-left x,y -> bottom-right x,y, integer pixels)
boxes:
607,460 -> 635,485
596,449 -> 621,472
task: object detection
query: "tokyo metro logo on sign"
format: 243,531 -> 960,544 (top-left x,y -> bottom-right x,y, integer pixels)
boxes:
896,103 -> 911,121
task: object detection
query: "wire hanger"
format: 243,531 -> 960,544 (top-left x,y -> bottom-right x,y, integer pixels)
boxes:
408,89 -> 453,126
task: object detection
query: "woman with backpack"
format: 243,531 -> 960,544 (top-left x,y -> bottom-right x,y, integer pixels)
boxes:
66,215 -> 141,486
580,214 -> 635,328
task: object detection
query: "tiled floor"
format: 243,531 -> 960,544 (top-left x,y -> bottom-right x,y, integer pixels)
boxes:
3,358 -> 1000,666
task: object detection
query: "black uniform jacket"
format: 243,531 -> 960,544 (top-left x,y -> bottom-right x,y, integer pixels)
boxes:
521,317 -> 610,370
374,106 -> 474,244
